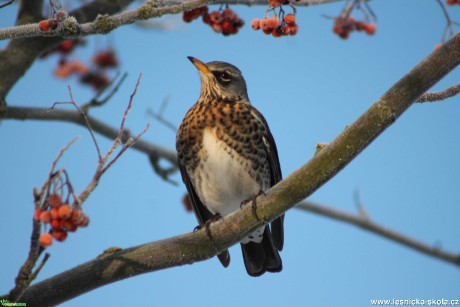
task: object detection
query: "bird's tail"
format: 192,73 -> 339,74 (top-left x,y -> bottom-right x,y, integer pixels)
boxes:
240,225 -> 282,277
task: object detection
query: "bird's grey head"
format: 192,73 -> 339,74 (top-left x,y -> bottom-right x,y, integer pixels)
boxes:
188,56 -> 249,103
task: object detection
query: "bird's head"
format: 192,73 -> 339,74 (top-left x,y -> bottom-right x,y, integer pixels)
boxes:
188,56 -> 250,103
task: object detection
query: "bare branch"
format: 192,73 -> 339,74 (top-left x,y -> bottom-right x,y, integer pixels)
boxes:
417,82 -> 460,103
1,105 -> 178,165
81,72 -> 128,112
295,201 -> 460,266
0,0 -> 15,9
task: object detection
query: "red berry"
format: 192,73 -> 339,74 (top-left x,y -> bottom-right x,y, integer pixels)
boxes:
78,214 -> 90,227
251,19 -> 260,30
39,233 -> 53,247
34,208 -> 44,221
271,27 -> 283,38
355,21 -> 366,31
339,30 -> 349,39
50,218 -> 62,230
202,13 -> 212,25
267,16 -> 280,29
222,8 -> 235,21
211,22 -> 222,33
288,24 -> 298,36
93,51 -> 118,68
364,23 -> 376,35
55,10 -> 68,22
221,20 -> 234,35
269,0 -> 282,7
283,25 -> 291,35
284,14 -> 296,25
63,219 -> 78,232
71,210 -> 84,224
262,28 -> 272,35
38,20 -> 50,32
58,204 -> 73,220
260,19 -> 270,31
52,229 -> 68,242
39,211 -> 51,223
209,11 -> 223,24
434,43 -> 442,51
333,23 -> 343,35
48,194 -> 63,208
48,19 -> 59,30
446,0 -> 456,5
50,207 -> 60,219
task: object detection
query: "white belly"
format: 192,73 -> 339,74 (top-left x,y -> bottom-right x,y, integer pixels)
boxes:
193,129 -> 265,244
196,128 -> 260,217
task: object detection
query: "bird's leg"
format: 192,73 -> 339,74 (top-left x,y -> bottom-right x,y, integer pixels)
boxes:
240,189 -> 266,222
194,213 -> 223,242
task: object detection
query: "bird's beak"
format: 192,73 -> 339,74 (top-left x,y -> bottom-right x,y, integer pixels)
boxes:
188,56 -> 211,75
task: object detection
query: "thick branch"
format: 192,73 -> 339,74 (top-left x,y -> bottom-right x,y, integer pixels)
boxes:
17,30 -> 460,306
296,201 -> 460,266
1,106 -> 177,167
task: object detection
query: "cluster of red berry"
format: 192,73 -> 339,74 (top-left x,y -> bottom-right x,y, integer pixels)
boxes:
39,39 -> 85,58
251,13 -> 298,37
38,10 -> 68,32
446,0 -> 460,5
40,39 -> 117,91
333,17 -> 376,39
34,194 -> 89,247
268,0 -> 291,7
183,6 -> 244,36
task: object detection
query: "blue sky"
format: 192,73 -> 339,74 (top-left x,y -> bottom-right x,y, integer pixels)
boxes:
1,0 -> 459,306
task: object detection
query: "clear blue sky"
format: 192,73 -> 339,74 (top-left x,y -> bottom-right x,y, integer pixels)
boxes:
1,0 -> 459,306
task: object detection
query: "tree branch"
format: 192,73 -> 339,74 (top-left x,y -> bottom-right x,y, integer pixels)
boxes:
417,82 -> 460,102
0,0 -> 342,41
1,105 -> 178,172
295,201 -> 460,266
16,28 -> 460,307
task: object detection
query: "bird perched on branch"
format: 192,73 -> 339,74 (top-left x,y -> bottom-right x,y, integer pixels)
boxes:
176,57 -> 284,277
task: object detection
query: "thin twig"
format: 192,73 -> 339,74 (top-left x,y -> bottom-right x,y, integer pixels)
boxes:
146,96 -> 178,133
77,73 -> 149,203
100,73 -> 142,172
81,72 -> 128,112
49,136 -> 80,177
29,253 -> 51,280
66,88 -> 103,161
417,82 -> 460,102
0,0 -> 15,9
295,200 -> 460,266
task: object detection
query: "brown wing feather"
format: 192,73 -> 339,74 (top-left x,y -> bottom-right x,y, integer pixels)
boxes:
252,107 -> 284,251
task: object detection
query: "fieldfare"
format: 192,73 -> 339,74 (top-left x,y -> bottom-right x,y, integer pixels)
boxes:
176,57 -> 284,277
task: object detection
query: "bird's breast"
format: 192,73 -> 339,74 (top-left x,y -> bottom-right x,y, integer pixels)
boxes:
192,128 -> 262,217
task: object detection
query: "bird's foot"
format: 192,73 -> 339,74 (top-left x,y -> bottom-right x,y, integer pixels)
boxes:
195,213 -> 223,242
240,190 -> 265,221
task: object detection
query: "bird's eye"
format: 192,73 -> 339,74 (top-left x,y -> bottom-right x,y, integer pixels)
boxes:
220,72 -> 232,82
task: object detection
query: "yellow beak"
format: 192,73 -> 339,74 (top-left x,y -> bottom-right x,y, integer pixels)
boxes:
188,56 -> 211,74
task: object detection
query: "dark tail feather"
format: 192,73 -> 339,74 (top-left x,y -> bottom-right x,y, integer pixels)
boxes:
217,250 -> 230,268
271,214 -> 285,251
240,225 -> 282,277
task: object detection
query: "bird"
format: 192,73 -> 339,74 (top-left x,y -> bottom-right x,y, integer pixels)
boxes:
176,56 -> 284,277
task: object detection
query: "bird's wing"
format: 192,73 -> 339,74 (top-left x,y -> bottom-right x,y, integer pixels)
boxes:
178,163 -> 214,225
252,108 -> 284,251
178,162 -> 231,267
